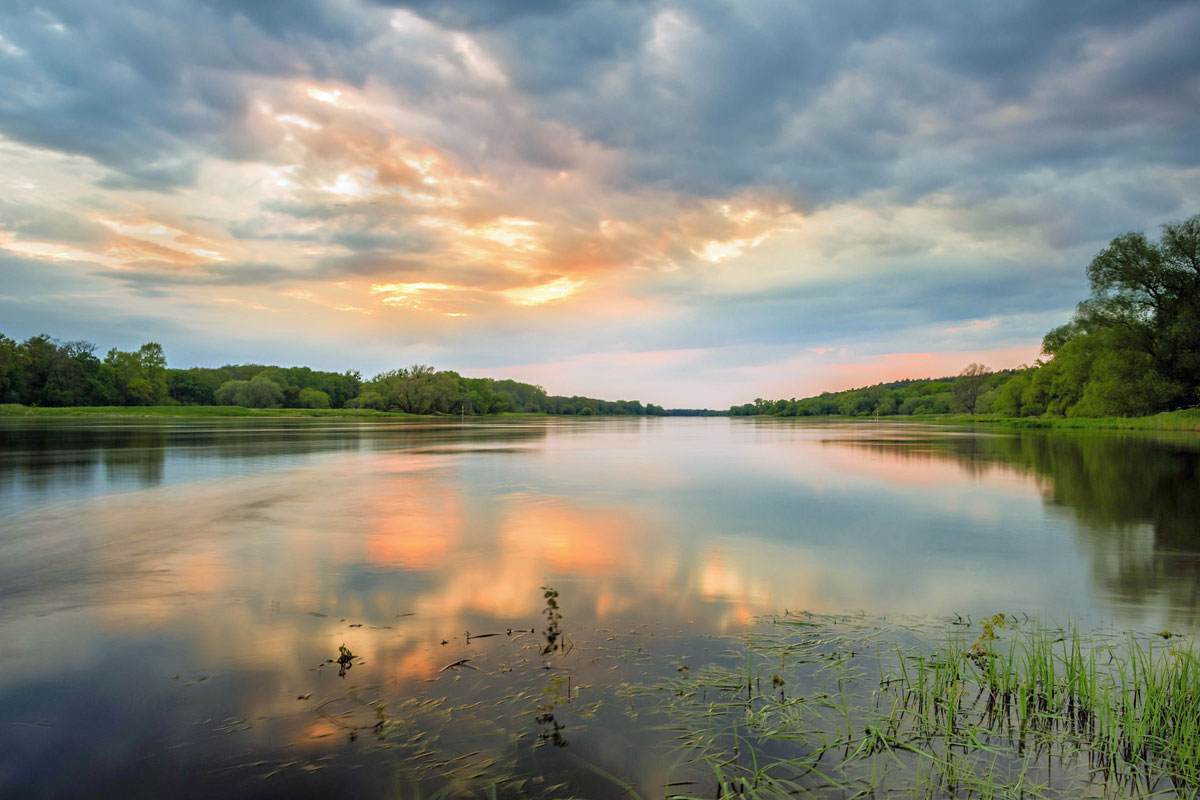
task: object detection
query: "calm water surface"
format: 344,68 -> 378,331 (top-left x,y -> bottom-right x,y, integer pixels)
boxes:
1,417 -> 1198,797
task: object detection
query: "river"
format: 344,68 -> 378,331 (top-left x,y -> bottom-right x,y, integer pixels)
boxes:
1,417 -> 1197,797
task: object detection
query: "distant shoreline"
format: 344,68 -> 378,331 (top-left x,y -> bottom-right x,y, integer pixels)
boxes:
0,404 -> 544,419
729,409 -> 1200,432
3,403 -> 1197,431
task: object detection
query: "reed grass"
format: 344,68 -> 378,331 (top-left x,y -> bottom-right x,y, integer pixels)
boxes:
288,606 -> 1200,798
636,613 -> 1200,799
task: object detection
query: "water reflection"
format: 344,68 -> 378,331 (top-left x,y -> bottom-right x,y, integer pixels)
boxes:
0,417 -> 550,513
822,428 -> 1200,622
1,417 -> 1199,798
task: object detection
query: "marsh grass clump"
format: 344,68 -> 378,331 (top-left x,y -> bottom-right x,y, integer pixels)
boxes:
298,603 -> 1200,799
635,613 -> 1200,799
929,621 -> 1200,795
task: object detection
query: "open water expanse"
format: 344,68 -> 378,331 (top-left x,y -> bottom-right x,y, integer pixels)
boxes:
1,417 -> 1198,798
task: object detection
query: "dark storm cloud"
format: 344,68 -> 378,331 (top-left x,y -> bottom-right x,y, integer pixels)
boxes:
642,261 -> 1084,354
311,252 -> 511,290
257,200 -> 358,220
0,0 -> 376,190
89,248 -> 474,293
2,0 -> 1198,393
96,261 -> 296,293
416,0 -> 1200,238
2,0 -> 1195,216
0,252 -> 189,343
0,201 -> 111,245
326,230 -> 436,253
368,0 -> 581,29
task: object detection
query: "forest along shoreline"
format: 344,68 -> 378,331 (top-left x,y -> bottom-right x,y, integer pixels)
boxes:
2,404 -> 1199,433
731,215 -> 1200,427
5,215 -> 1200,429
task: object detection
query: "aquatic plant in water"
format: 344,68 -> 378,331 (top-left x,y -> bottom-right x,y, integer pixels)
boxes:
299,597 -> 1200,799
637,612 -> 1200,798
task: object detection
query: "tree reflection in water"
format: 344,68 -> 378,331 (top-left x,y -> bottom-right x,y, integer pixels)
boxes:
830,430 -> 1200,619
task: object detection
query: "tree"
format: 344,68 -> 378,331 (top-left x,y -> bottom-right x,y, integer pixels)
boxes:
298,387 -> 331,409
24,334 -> 71,405
952,363 -> 990,415
992,374 -> 1022,416
214,375 -> 283,408
103,342 -> 168,405
0,334 -> 26,402
1077,213 -> 1200,405
1070,347 -> 1177,417
168,370 -> 216,405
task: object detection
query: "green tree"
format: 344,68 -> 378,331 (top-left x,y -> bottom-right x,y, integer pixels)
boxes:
297,387 -> 331,409
214,375 -> 283,408
1076,214 -> 1200,406
0,333 -> 27,402
951,363 -> 990,415
103,342 -> 168,405
1070,347 -> 1178,417
167,370 -> 216,405
24,334 -> 72,405
992,370 -> 1031,416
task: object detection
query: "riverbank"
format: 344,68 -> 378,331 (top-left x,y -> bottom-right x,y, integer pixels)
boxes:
0,403 -> 412,418
0,404 -> 621,420
5,403 -> 1199,430
926,408 -> 1200,431
732,408 -> 1200,431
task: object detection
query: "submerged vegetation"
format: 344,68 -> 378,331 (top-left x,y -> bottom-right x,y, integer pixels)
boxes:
294,588 -> 1200,799
654,613 -> 1200,799
734,214 -> 1200,422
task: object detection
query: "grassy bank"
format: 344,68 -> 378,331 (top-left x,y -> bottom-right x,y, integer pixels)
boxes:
0,403 -> 413,418
926,408 -> 1200,431
737,409 -> 1200,432
5,403 -> 1199,430
0,404 -> 594,419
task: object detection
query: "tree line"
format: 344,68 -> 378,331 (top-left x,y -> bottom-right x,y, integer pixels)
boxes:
728,369 -> 1016,418
733,213 -> 1200,419
0,337 -> 668,417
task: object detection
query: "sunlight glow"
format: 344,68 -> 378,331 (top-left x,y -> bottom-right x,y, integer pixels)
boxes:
306,88 -> 342,104
501,277 -> 584,306
471,217 -> 541,250
698,232 -> 772,263
370,282 -> 469,315
323,172 -> 371,196
274,113 -> 321,130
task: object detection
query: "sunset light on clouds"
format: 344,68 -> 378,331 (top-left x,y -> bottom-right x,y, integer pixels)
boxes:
2,1 -> 1199,406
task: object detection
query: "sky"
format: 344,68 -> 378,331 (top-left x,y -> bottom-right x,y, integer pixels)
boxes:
1,1 -> 1198,408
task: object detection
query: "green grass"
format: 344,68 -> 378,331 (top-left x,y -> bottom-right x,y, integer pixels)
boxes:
219,596 -> 1200,798
743,409 -> 1200,432
628,613 -> 1200,799
0,404 -> 657,420
0,403 -> 413,418
923,408 -> 1200,431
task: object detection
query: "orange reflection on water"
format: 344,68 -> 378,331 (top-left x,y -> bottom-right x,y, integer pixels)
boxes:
697,549 -> 772,613
365,474 -> 463,570
302,720 -> 341,743
391,496 -> 640,624
500,498 -> 632,576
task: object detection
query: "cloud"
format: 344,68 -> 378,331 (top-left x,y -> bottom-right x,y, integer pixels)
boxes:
0,0 -> 1197,404
99,261 -> 297,291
